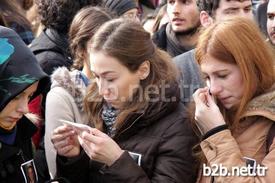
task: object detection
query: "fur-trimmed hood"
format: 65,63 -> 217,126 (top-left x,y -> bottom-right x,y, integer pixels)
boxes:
51,67 -> 87,111
242,85 -> 275,121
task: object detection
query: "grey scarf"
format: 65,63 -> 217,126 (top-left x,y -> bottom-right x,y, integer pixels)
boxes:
166,23 -> 193,57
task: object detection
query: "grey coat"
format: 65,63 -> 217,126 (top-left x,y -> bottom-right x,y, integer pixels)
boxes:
173,49 -> 204,105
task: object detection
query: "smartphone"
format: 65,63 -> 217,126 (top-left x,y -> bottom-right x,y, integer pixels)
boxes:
243,156 -> 256,174
206,80 -> 211,95
206,80 -> 217,104
59,119 -> 91,133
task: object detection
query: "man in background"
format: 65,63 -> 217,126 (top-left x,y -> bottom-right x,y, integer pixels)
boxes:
153,0 -> 201,57
174,0 -> 253,105
267,0 -> 275,46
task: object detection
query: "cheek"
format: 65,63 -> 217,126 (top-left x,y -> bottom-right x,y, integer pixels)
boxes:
189,5 -> 199,14
167,7 -> 173,18
108,80 -> 129,99
117,78 -> 140,99
267,21 -> 273,32
231,75 -> 244,97
0,103 -> 16,117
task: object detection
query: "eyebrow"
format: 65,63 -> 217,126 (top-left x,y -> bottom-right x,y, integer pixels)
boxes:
224,7 -> 239,11
91,71 -> 116,77
244,4 -> 252,9
202,69 -> 229,75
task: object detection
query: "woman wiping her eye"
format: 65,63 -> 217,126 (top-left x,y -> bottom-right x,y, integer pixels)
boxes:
191,17 -> 275,183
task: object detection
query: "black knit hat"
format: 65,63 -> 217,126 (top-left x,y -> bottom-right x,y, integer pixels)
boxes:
102,0 -> 137,16
0,26 -> 49,111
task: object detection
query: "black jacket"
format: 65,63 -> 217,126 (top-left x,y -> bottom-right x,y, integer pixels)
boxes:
0,26 -> 49,183
30,28 -> 73,126
152,23 -> 167,52
56,85 -> 198,183
30,28 -> 73,75
0,117 -> 37,183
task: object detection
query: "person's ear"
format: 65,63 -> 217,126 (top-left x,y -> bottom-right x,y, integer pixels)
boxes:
200,11 -> 213,28
138,60 -> 150,80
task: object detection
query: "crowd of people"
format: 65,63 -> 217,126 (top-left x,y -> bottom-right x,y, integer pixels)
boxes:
0,0 -> 274,183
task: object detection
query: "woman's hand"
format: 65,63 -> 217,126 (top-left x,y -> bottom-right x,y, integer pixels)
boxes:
51,125 -> 80,157
193,87 -> 226,134
78,128 -> 124,166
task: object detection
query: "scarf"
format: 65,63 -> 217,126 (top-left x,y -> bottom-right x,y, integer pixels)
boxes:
101,104 -> 119,137
0,126 -> 17,145
166,23 -> 194,57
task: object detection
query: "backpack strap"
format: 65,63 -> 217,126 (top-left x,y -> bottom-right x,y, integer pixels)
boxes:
266,123 -> 275,154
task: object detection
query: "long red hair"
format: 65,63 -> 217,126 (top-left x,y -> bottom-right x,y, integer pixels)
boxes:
195,17 -> 274,128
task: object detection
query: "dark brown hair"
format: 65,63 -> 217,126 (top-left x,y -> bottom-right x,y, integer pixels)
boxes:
197,0 -> 251,17
36,0 -> 99,34
0,0 -> 32,28
84,18 -> 178,131
69,6 -> 112,70
0,13 -> 7,26
152,4 -> 167,32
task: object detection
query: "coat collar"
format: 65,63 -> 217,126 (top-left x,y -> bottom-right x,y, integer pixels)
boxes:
242,85 -> 275,121
51,67 -> 87,111
0,116 -> 37,162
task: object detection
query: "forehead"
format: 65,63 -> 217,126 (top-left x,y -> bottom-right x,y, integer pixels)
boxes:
200,54 -> 234,72
24,81 -> 39,93
267,0 -> 275,12
218,0 -> 251,9
89,51 -> 123,73
167,0 -> 196,6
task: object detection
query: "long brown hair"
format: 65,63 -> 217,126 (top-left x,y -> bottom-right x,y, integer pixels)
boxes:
0,0 -> 32,28
84,18 -> 178,131
69,6 -> 112,70
195,17 -> 275,129
0,13 -> 7,26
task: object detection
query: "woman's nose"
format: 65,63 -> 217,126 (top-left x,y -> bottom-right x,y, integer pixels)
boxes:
98,80 -> 109,96
209,81 -> 222,96
17,98 -> 29,114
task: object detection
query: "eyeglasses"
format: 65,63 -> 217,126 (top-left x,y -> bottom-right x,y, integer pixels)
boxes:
122,12 -> 141,21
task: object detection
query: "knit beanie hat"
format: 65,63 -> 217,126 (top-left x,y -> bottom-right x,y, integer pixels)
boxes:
0,26 -> 49,111
102,0 -> 137,16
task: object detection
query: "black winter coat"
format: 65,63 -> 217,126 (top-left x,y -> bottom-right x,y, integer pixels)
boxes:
0,117 -> 37,183
152,24 -> 167,52
30,28 -> 73,75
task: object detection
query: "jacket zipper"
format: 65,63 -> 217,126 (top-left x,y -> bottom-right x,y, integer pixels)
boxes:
17,149 -> 25,162
114,113 -> 144,140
